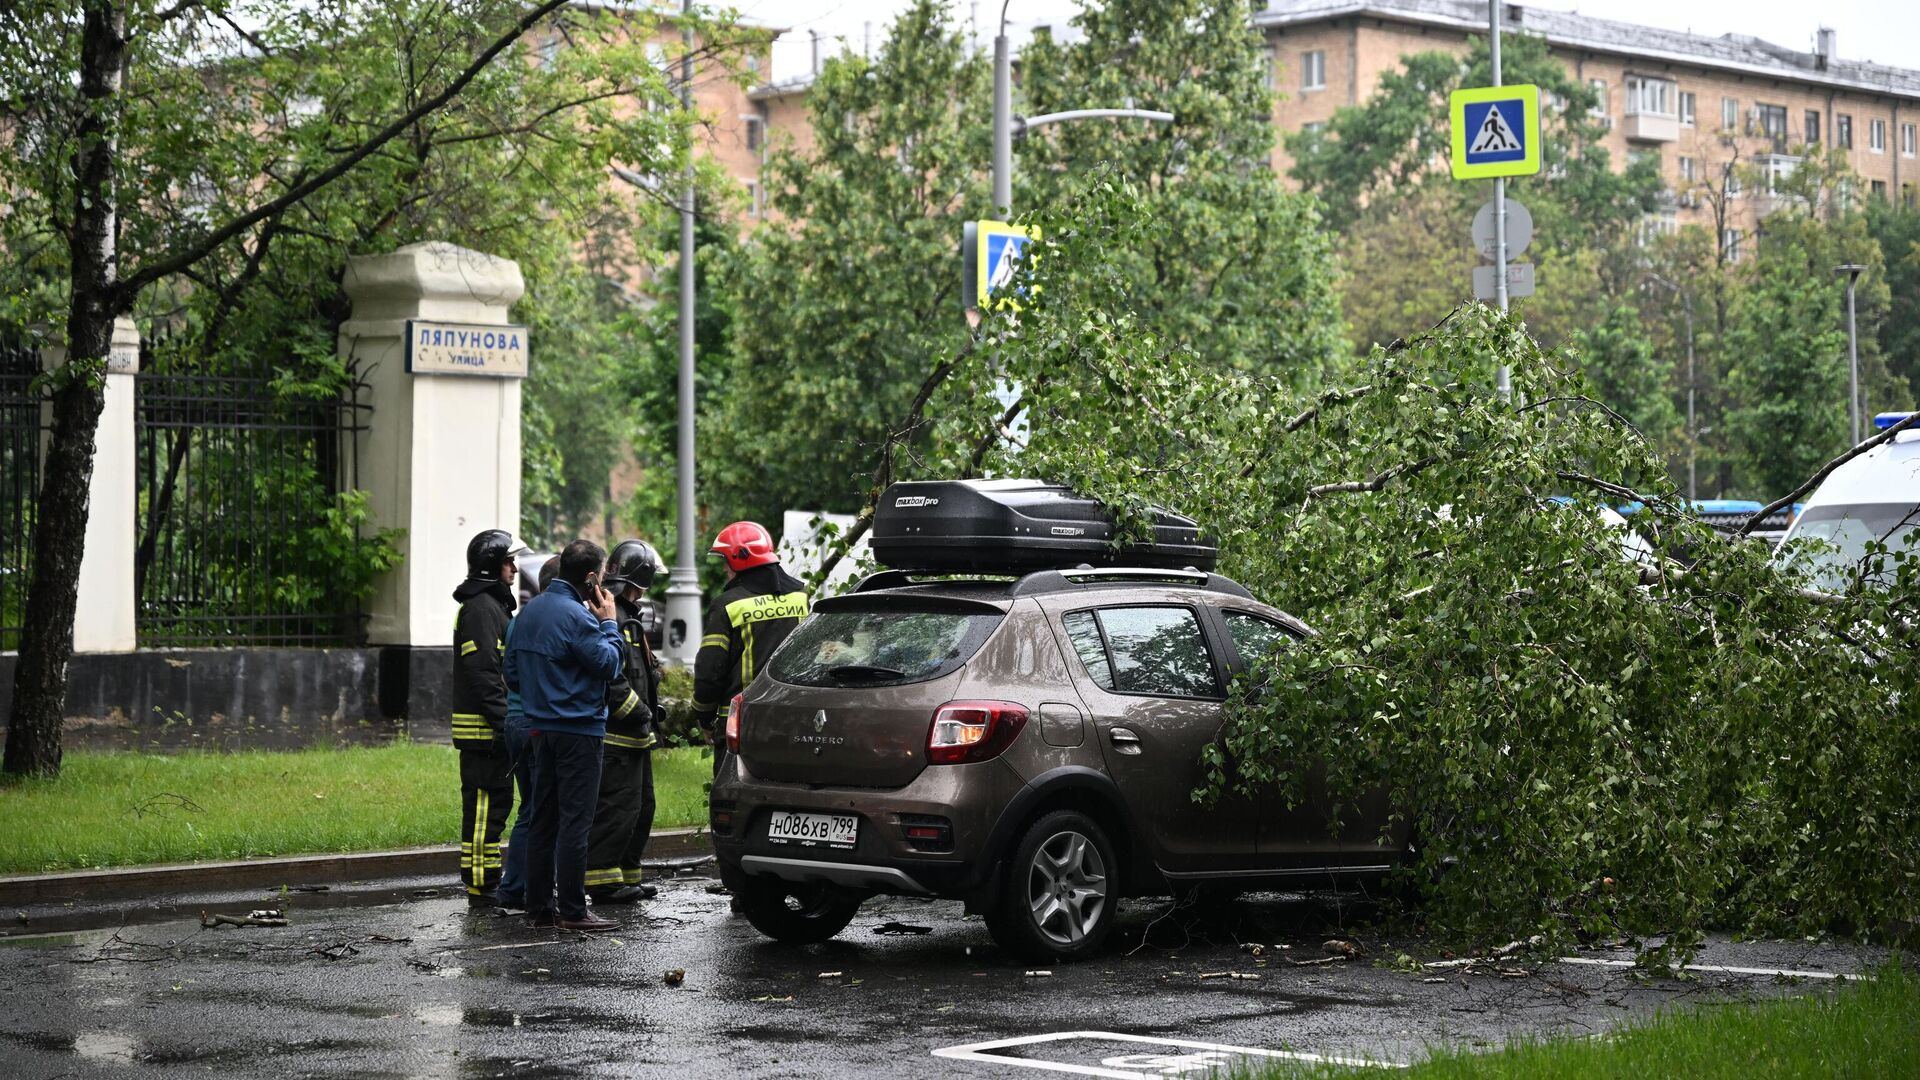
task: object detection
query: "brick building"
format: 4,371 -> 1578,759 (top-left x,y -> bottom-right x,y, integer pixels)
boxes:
1256,0 -> 1920,252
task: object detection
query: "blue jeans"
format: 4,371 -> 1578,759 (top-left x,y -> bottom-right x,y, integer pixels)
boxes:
525,729 -> 604,921
495,720 -> 536,907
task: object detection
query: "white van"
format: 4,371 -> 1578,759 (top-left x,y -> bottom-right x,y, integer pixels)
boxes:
1775,413 -> 1920,592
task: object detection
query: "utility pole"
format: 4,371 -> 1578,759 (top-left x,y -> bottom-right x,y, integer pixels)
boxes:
664,0 -> 702,663
1837,263 -> 1865,445
1490,0 -> 1510,400
990,3 -> 1172,218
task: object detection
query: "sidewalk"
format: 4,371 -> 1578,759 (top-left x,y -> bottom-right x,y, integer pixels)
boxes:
0,826 -> 711,908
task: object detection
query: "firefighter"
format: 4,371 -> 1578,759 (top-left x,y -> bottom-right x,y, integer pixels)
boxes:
452,528 -> 527,908
692,521 -> 811,777
585,539 -> 667,904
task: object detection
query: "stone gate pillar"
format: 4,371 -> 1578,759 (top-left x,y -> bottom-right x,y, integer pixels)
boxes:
340,243 -> 526,683
49,316 -> 140,654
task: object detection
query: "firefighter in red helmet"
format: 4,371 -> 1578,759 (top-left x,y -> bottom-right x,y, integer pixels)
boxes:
691,521 -> 811,777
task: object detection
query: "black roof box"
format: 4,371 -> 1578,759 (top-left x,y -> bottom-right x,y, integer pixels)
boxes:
870,479 -> 1216,573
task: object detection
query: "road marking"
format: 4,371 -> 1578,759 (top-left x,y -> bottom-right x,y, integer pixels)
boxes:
1555,958 -> 1868,981
1424,956 -> 1867,981
931,1031 -> 1404,1077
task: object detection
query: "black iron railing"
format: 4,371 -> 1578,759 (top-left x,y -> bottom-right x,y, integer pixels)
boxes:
135,372 -> 373,647
0,339 -> 45,652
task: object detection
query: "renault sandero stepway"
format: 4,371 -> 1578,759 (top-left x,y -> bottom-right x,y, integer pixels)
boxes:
710,480 -> 1406,961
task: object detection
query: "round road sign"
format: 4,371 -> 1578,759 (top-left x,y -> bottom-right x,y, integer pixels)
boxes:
1471,199 -> 1533,260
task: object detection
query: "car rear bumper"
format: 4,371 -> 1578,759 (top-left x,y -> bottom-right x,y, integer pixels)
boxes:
712,756 -> 1027,899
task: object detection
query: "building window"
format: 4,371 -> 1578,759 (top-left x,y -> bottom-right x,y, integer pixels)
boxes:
1724,161 -> 1743,198
1637,211 -> 1679,247
1301,121 -> 1326,134
1837,114 -> 1853,149
1870,179 -> 1888,200
1805,110 -> 1821,145
1905,182 -> 1917,208
743,115 -> 765,154
1678,91 -> 1695,126
1589,78 -> 1608,118
1301,50 -> 1325,91
1905,123 -> 1918,156
1721,229 -> 1742,262
538,38 -> 560,71
1721,96 -> 1738,130
1757,104 -> 1788,142
1625,75 -> 1674,117
1264,46 -> 1279,90
1760,153 -> 1801,194
1678,155 -> 1696,183
1869,118 -> 1886,152
744,179 -> 763,219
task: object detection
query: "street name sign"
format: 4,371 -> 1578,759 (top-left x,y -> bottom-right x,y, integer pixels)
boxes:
405,319 -> 530,377
1450,84 -> 1541,179
962,220 -> 1040,312
1471,198 -> 1533,260
1473,262 -> 1535,301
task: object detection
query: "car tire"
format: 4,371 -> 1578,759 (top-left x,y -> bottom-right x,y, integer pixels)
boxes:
985,809 -> 1118,962
736,877 -> 863,944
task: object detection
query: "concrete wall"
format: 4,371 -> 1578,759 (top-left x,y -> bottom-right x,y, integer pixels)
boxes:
0,647 -> 454,751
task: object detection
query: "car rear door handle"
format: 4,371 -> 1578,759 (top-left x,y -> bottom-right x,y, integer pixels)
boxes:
1108,727 -> 1142,755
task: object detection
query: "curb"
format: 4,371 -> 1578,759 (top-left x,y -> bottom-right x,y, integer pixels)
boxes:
0,826 -> 712,908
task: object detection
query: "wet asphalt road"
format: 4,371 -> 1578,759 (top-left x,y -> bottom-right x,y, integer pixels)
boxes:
0,867 -> 1886,1079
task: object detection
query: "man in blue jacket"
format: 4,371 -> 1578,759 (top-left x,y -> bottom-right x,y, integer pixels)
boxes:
505,540 -> 627,932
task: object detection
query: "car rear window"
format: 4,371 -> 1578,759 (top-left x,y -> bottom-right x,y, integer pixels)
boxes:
769,606 -> 1005,688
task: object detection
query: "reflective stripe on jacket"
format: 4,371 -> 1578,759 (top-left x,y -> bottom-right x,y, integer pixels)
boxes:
691,564 -> 811,730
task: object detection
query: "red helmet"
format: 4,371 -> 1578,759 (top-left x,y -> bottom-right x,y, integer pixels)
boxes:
709,520 -> 778,572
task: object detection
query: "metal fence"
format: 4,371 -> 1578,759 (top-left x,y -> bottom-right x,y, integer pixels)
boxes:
135,371 -> 373,647
0,338 -> 45,652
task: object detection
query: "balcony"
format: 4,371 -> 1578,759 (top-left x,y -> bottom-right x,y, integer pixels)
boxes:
1624,111 -> 1679,142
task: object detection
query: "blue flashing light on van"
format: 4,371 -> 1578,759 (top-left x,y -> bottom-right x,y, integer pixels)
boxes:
1872,412 -> 1916,431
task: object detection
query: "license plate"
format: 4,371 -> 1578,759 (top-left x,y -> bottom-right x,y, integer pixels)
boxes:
766,810 -> 859,849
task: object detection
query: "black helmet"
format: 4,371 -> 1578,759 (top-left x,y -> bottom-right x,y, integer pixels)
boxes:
466,529 -> 528,579
604,539 -> 665,593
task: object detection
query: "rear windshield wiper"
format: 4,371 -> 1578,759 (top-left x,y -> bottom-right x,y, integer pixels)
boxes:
825,664 -> 907,681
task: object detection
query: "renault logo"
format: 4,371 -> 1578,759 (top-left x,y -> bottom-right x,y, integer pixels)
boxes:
813,710 -> 829,732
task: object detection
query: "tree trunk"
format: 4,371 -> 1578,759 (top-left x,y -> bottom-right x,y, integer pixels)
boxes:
3,1 -> 126,778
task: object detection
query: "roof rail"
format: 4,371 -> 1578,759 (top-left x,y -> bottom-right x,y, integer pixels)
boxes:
1011,567 -> 1255,600
852,565 -> 1257,600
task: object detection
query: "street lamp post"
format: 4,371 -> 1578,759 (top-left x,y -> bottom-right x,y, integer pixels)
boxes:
1645,272 -> 1698,502
991,3 -> 1173,217
1836,263 -> 1866,446
614,2 -> 702,665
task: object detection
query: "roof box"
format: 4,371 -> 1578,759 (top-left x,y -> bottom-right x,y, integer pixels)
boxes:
870,479 -> 1216,573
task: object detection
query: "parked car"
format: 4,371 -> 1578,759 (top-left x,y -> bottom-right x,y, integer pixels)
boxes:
711,480 -> 1406,961
1775,413 -> 1920,593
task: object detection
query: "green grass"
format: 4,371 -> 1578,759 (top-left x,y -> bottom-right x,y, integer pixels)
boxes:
0,744 -> 711,875
1253,962 -> 1917,1078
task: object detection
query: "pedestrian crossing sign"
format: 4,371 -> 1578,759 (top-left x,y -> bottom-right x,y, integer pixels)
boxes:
1450,84 -> 1541,179
972,220 -> 1039,312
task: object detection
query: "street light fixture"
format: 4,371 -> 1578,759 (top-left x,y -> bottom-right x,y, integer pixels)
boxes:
1836,263 -> 1866,446
992,2 -> 1174,215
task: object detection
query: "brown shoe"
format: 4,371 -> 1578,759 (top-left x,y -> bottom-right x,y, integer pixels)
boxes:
555,914 -> 621,933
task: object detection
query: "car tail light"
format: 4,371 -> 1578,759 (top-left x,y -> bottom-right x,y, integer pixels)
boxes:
726,693 -> 744,754
710,800 -> 736,836
927,700 -> 1029,765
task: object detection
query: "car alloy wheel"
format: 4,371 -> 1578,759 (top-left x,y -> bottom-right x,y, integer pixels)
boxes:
1025,828 -> 1108,948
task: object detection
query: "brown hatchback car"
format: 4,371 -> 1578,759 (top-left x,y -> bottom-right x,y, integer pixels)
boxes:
711,564 -> 1409,961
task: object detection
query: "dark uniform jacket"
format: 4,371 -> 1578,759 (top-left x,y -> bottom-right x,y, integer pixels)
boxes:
451,578 -> 516,743
692,564 -> 811,732
604,596 -> 662,752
